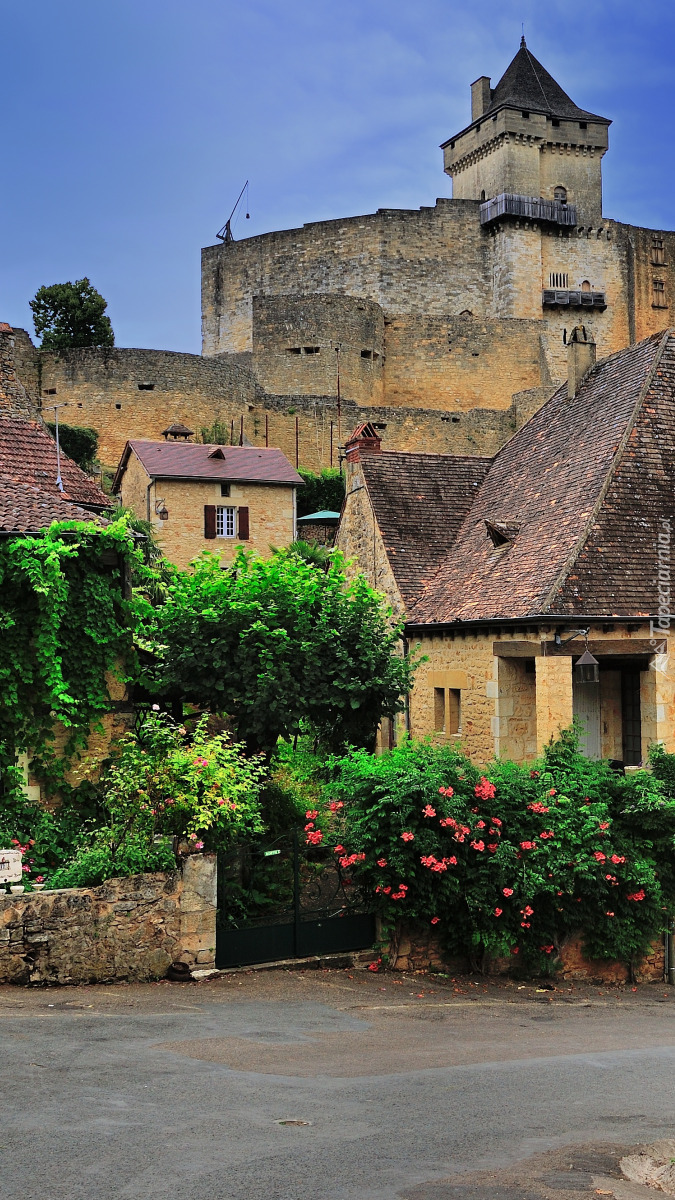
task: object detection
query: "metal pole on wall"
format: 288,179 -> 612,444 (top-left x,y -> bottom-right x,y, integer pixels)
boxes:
295,415 -> 299,468
265,413 -> 269,447
51,403 -> 69,492
330,420 -> 334,468
239,415 -> 244,446
230,419 -> 234,446
335,344 -> 341,446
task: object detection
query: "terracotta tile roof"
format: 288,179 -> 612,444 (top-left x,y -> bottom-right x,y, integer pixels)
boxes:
360,451 -> 492,605
113,440 -> 304,491
0,475 -> 107,533
409,331 -> 671,625
0,414 -> 108,509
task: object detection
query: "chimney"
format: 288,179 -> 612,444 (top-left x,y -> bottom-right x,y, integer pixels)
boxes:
471,76 -> 492,121
344,422 -> 382,463
567,325 -> 596,398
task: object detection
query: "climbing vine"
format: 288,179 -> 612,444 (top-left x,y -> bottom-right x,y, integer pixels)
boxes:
0,516 -> 140,798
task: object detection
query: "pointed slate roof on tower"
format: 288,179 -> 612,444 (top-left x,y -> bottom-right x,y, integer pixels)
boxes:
486,38 -> 610,124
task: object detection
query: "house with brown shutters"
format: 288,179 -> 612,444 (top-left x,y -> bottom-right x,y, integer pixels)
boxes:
112,437 -> 303,569
337,330 -> 675,767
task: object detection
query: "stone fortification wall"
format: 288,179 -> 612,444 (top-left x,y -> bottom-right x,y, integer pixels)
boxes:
0,855 -> 216,985
201,199 -> 492,355
38,346 -> 259,467
252,293 -> 384,405
0,326 -> 39,418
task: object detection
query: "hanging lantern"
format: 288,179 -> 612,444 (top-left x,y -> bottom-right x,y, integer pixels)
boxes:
575,648 -> 599,683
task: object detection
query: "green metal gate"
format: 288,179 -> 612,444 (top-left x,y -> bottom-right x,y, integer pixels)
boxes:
216,830 -> 376,968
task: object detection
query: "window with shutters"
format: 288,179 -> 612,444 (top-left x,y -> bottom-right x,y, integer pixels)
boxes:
651,237 -> 665,266
216,506 -> 236,537
652,279 -> 667,308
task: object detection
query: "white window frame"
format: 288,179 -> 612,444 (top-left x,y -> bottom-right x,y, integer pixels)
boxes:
216,505 -> 236,538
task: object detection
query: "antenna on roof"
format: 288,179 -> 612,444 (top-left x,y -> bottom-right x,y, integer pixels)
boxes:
49,402 -> 69,491
216,181 -> 250,243
521,23 -> 526,46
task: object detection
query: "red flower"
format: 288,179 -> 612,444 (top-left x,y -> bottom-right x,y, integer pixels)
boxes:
511,946 -> 519,955
306,830 -> 324,846
333,845 -> 344,853
422,805 -> 436,818
438,786 -> 454,797
527,802 -> 549,814
494,907 -> 503,917
305,810 -> 318,820
611,854 -> 626,865
539,830 -> 554,840
471,840 -> 485,852
447,855 -> 457,866
368,959 -> 381,972
549,789 -> 556,796
475,777 -> 496,800
391,890 -> 406,900
521,905 -> 534,917
401,831 -> 414,843
487,843 -> 498,853
530,770 -> 540,778
431,916 -> 440,925
520,921 -> 531,928
491,817 -> 502,827
502,887 -> 514,897
598,821 -> 610,830
541,945 -> 554,954
476,820 -> 486,829
606,911 -> 615,917
520,840 -> 536,851
593,851 -> 606,863
439,817 -> 457,828
304,822 -> 315,831
383,887 -> 391,894
329,801 -> 344,812
626,890 -> 646,902
376,858 -> 388,868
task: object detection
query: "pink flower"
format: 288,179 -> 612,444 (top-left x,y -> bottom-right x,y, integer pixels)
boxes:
502,887 -> 514,897
422,805 -> 436,818
494,907 -> 502,917
439,817 -> 456,828
611,854 -> 625,864
521,905 -> 534,917
306,830 -> 324,846
487,843 -> 498,853
329,801 -> 344,812
593,851 -> 606,863
447,855 -> 457,866
474,777 -> 496,801
491,817 -> 502,827
333,845 -> 344,853
539,830 -> 554,840
627,889 -> 646,902
217,799 -> 225,806
194,841 -> 204,851
305,810 -> 318,820
304,822 -> 315,831
376,858 -> 387,868
189,833 -> 197,841
391,891 -> 406,900
383,887 -> 391,895
606,911 -> 615,917
431,916 -> 440,925
520,921 -> 531,929
549,789 -> 556,796
470,840 -> 485,852
598,821 -> 610,830
401,832 -> 414,842
520,841 -> 536,851
438,786 -> 454,797
528,802 -> 549,814
476,820 -> 485,829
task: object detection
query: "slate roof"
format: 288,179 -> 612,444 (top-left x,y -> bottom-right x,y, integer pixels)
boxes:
483,39 -> 610,124
408,330 -> 674,625
0,475 -> 107,534
360,452 -> 491,605
0,415 -> 108,509
113,440 -> 304,491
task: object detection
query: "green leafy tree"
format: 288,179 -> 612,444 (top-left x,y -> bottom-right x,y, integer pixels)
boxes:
45,423 -> 98,472
140,547 -> 414,755
297,467 -> 345,517
30,278 -> 114,351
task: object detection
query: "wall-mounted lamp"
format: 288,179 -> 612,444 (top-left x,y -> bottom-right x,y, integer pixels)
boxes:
155,499 -> 169,521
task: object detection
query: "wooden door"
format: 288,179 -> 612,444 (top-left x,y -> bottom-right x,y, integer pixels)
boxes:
573,679 -> 601,759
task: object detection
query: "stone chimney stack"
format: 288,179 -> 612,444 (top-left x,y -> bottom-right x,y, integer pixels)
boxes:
470,76 -> 492,120
567,325 -> 597,398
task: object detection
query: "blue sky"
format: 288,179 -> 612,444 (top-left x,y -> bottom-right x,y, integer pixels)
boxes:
3,0 -> 675,353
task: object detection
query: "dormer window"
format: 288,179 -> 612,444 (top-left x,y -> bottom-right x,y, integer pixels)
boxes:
485,520 -> 520,548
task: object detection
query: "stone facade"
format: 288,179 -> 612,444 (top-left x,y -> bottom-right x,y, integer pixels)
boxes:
116,443 -> 298,570
0,854 -> 216,985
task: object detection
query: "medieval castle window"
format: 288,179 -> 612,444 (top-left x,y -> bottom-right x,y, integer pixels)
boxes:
287,347 -> 301,355
43,388 -> 56,395
551,118 -> 560,127
553,186 -> 567,203
549,273 -> 569,288
115,403 -> 122,410
138,383 -> 155,391
521,111 -> 530,119
581,280 -> 591,293
303,346 -> 320,354
651,237 -> 665,266
480,190 -> 486,201
361,349 -> 372,359
579,121 -> 587,130
652,279 -> 667,308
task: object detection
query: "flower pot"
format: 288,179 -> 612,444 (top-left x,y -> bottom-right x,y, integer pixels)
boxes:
10,885 -> 24,895
32,883 -> 45,891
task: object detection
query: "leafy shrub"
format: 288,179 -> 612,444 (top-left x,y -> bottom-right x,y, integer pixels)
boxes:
296,468 -> 345,517
326,731 -> 675,973
48,833 -> 176,889
44,423 -> 99,472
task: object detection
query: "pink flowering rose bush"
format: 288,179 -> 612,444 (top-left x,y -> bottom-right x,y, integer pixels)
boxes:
326,728 -> 675,973
49,714 -> 265,888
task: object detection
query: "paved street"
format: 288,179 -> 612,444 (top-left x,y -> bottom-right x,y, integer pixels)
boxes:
2,969 -> 675,1200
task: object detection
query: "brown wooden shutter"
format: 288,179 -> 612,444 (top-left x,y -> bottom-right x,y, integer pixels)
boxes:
237,506 -> 249,540
204,505 -> 216,539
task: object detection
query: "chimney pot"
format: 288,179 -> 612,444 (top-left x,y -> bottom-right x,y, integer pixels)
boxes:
567,325 -> 596,398
471,76 -> 492,121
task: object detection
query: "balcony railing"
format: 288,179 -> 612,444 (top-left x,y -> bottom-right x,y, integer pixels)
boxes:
542,289 -> 607,310
480,193 -> 577,227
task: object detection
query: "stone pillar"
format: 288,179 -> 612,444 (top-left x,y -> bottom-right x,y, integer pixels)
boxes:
535,655 -> 573,755
178,853 -> 217,969
641,648 -> 675,760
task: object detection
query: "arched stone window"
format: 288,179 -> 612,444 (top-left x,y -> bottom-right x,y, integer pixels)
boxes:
480,190 -> 486,202
581,280 -> 591,293
553,186 -> 567,203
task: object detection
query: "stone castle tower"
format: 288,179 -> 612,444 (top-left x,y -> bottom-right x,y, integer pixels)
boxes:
11,41 -> 675,472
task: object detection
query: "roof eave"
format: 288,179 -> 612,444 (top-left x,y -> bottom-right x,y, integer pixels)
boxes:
404,613 -> 660,635
441,105 -> 611,149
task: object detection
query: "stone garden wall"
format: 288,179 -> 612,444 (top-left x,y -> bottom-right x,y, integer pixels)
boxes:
0,854 -> 216,986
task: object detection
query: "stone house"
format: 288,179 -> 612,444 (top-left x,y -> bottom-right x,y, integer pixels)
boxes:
337,329 -> 675,766
112,435 -> 303,569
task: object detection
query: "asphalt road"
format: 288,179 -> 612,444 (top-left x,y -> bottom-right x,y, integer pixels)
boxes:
2,969 -> 675,1200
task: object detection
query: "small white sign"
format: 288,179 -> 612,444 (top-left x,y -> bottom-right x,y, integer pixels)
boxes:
0,850 -> 23,884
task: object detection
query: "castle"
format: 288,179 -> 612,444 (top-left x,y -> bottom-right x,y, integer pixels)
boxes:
11,39 -> 675,472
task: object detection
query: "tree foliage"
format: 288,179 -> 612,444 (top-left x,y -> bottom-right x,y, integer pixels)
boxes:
297,467 -> 345,517
45,422 -> 99,472
30,278 -> 114,351
140,547 -> 414,755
